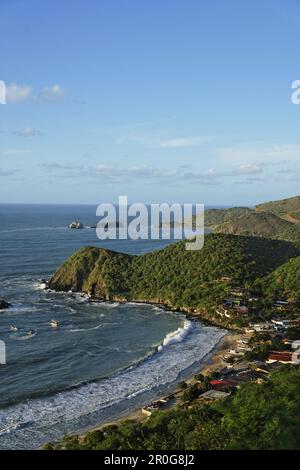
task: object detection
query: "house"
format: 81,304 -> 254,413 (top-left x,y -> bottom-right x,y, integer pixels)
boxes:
208,379 -> 238,390
266,350 -> 300,363
199,390 -> 231,401
216,304 -> 249,319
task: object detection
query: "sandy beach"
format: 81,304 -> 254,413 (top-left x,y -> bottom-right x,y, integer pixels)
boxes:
77,330 -> 240,439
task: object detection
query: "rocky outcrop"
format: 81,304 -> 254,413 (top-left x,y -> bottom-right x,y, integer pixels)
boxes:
68,220 -> 84,229
0,299 -> 11,310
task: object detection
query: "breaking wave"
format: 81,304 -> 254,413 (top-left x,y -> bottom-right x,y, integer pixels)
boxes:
157,320 -> 193,352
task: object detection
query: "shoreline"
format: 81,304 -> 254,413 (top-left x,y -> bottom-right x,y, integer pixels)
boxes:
75,328 -> 240,441
38,289 -> 242,447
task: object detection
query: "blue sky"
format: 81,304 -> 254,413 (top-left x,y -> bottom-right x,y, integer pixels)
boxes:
1,0 -> 300,205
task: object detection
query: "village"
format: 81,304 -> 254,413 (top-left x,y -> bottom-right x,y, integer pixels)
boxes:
141,284 -> 300,416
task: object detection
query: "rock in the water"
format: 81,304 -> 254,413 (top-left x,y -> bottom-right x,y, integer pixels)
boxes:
68,220 -> 84,229
0,299 -> 11,310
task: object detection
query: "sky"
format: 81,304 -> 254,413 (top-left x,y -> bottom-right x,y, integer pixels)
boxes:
1,0 -> 300,206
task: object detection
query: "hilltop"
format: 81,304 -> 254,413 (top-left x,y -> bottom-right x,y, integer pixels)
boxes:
256,195 -> 300,224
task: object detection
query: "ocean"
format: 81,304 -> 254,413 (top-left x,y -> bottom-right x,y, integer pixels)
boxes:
0,204 -> 225,449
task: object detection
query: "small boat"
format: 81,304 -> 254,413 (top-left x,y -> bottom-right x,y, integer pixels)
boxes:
28,330 -> 35,336
10,324 -> 18,332
51,319 -> 59,328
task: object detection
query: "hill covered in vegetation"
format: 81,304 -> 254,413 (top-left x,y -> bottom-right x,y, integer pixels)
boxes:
259,255 -> 300,303
49,234 -> 300,311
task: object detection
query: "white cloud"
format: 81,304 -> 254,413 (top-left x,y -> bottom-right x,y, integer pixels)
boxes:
118,133 -> 214,149
14,127 -> 42,137
4,83 -> 66,104
6,83 -> 31,103
232,163 -> 263,175
156,136 -> 213,148
38,85 -> 66,102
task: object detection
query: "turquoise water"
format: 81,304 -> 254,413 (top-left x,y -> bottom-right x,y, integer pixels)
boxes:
0,204 -> 225,449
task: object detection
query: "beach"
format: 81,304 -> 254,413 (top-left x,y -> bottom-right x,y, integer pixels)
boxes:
77,330 -> 240,439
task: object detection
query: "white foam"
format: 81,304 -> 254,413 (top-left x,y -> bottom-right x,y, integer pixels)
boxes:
11,332 -> 37,341
69,323 -> 103,333
34,282 -> 48,290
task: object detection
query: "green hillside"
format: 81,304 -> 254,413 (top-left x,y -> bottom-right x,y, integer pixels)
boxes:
49,234 -> 300,311
260,256 -> 300,302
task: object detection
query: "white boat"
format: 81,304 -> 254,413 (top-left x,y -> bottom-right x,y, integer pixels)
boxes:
51,319 -> 59,328
10,324 -> 18,332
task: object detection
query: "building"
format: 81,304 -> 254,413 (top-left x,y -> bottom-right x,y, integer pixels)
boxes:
209,379 -> 238,390
271,318 -> 300,329
199,390 -> 231,401
266,350 -> 300,363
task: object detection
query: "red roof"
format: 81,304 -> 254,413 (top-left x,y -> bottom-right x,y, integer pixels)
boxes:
267,351 -> 295,362
209,379 -> 236,387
